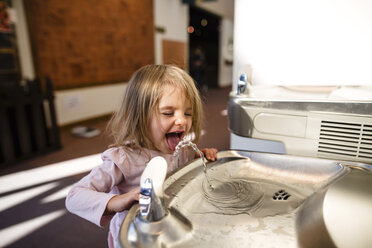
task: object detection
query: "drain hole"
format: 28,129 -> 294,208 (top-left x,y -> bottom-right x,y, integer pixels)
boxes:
272,189 -> 291,201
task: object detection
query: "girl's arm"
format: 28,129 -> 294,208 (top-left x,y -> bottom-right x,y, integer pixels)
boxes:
105,186 -> 140,214
66,152 -> 132,226
66,162 -> 123,227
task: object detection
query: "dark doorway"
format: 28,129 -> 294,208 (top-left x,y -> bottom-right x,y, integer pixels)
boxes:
189,6 -> 220,90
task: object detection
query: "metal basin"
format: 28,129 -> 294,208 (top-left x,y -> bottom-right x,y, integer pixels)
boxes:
119,150 -> 372,247
296,164 -> 372,248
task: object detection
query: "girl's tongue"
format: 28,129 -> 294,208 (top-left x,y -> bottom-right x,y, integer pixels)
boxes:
166,132 -> 182,151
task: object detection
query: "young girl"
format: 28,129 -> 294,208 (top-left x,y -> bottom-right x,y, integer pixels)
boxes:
65,64 -> 218,248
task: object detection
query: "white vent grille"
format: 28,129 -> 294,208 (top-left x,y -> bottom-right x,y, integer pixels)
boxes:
317,121 -> 372,162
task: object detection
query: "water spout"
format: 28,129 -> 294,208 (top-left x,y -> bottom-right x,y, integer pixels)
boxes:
173,138 -> 213,188
237,73 -> 248,95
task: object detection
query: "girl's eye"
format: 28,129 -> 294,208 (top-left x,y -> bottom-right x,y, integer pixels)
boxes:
162,112 -> 173,116
185,113 -> 192,117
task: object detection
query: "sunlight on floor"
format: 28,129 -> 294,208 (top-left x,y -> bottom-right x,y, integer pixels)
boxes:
0,210 -> 66,247
0,153 -> 102,194
0,182 -> 59,212
40,185 -> 73,204
0,153 -> 102,247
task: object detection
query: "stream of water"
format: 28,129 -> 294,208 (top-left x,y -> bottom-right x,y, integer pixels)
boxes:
173,138 -> 213,188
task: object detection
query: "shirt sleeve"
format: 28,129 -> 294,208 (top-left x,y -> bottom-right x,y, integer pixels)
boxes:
65,151 -> 125,227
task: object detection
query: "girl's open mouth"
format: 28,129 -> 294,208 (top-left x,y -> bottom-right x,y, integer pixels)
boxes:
166,132 -> 183,151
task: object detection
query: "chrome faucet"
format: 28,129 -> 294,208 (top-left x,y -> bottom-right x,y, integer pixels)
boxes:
237,73 -> 248,95
138,156 -> 168,222
139,178 -> 166,221
120,156 -> 193,247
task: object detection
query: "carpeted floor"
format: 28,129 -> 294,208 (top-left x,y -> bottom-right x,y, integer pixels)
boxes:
0,86 -> 231,248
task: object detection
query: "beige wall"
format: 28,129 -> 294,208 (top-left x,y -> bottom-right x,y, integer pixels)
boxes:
54,83 -> 126,126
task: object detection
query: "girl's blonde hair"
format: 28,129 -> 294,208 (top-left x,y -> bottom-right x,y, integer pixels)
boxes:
107,64 -> 203,151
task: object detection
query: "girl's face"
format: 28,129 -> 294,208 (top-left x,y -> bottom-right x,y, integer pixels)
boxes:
149,85 -> 193,154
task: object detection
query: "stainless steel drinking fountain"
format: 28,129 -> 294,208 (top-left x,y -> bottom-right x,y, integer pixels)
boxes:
119,150 -> 372,247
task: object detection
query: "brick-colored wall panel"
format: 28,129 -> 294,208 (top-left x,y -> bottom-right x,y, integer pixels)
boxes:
25,0 -> 154,90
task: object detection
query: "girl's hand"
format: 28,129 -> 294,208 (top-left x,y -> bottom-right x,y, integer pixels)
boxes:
105,187 -> 140,214
197,148 -> 218,161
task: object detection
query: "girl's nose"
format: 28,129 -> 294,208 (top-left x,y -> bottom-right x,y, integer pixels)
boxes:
175,114 -> 186,126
